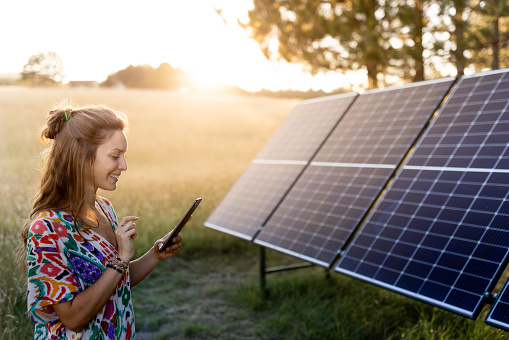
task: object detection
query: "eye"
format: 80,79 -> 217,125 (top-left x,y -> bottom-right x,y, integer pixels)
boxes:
111,156 -> 120,160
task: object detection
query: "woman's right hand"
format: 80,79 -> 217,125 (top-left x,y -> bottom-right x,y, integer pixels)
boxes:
115,216 -> 139,262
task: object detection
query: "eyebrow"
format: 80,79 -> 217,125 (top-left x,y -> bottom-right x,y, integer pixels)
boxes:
110,148 -> 127,152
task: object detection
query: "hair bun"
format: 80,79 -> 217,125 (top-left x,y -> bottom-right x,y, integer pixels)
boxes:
41,109 -> 71,141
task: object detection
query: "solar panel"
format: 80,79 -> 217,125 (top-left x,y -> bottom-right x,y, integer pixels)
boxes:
336,69 -> 509,319
255,78 -> 455,266
205,93 -> 358,240
486,278 -> 509,331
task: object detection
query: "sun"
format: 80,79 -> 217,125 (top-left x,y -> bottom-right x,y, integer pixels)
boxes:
158,1 -> 272,92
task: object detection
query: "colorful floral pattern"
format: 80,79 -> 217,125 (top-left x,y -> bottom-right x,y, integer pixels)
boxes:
27,196 -> 135,339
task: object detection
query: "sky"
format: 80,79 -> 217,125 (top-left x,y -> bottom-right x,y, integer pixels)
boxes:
0,0 -> 359,92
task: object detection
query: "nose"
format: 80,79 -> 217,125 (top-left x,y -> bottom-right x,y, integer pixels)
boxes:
119,157 -> 128,171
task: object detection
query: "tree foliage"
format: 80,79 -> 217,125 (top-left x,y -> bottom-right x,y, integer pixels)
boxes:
102,63 -> 185,90
21,52 -> 63,85
245,0 -> 399,88
467,0 -> 509,70
390,0 -> 427,82
433,0 -> 472,77
239,0 -> 509,89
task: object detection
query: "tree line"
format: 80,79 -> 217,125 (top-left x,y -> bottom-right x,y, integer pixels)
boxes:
239,0 -> 509,89
19,54 -> 187,91
17,55 -> 340,98
101,63 -> 187,90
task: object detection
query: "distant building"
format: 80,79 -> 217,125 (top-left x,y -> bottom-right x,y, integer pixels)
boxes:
68,81 -> 99,88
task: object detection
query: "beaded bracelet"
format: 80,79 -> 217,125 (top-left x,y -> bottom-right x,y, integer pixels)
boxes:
106,263 -> 124,274
115,257 -> 129,268
107,257 -> 129,274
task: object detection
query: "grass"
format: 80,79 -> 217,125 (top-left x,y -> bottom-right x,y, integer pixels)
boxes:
1,86 -> 507,339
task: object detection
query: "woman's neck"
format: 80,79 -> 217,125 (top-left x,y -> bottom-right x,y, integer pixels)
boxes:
84,188 -> 98,208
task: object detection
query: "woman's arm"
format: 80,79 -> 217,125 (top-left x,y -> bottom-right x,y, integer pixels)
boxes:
52,216 -> 138,333
52,268 -> 124,332
129,235 -> 182,287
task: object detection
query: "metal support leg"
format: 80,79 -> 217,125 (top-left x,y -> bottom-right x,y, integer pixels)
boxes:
259,246 -> 267,296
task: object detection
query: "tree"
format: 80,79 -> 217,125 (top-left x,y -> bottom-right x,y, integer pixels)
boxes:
21,52 -> 63,85
102,65 -> 154,88
153,63 -> 184,89
392,0 -> 428,82
242,0 -> 442,89
102,63 -> 185,90
467,0 -> 509,70
438,0 -> 471,77
429,0 -> 509,76
245,0 -> 397,88
236,0 -> 505,89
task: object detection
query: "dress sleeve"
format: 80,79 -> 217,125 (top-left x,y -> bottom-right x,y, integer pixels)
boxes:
26,213 -> 80,324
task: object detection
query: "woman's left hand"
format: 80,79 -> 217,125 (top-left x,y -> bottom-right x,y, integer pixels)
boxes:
154,235 -> 182,261
153,214 -> 191,261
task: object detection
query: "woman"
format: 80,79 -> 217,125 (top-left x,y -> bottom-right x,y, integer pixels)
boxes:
21,105 -> 183,339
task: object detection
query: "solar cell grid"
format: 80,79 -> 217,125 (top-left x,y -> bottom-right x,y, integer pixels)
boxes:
256,165 -> 394,265
256,93 -> 358,161
408,72 -> 509,169
314,80 -> 454,165
336,69 -> 509,319
204,93 -> 358,240
486,279 -> 509,332
205,162 -> 306,240
256,78 -> 455,266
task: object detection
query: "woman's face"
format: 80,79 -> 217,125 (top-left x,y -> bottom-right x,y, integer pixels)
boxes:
92,130 -> 128,192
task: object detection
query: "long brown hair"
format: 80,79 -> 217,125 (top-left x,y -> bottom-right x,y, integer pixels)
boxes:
21,104 -> 128,254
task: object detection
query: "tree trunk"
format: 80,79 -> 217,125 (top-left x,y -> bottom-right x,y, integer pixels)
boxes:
454,22 -> 465,77
366,63 -> 378,89
492,17 -> 500,70
452,1 -> 468,77
413,0 -> 425,82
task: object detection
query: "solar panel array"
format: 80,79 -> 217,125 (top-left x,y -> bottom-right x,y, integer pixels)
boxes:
205,68 -> 509,331
336,69 -> 509,319
204,93 -> 358,240
255,78 -> 455,266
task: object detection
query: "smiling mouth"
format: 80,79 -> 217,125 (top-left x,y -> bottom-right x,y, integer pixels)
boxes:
110,174 -> 120,179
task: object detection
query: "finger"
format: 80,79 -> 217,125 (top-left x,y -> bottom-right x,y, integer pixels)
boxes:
120,221 -> 137,232
167,242 -> 181,251
162,246 -> 180,254
119,216 -> 139,227
160,240 -> 180,252
156,240 -> 164,249
125,227 -> 137,238
130,229 -> 138,240
119,231 -> 136,245
159,235 -> 180,249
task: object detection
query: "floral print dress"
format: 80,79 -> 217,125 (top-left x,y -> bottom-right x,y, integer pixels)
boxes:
26,196 -> 135,339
